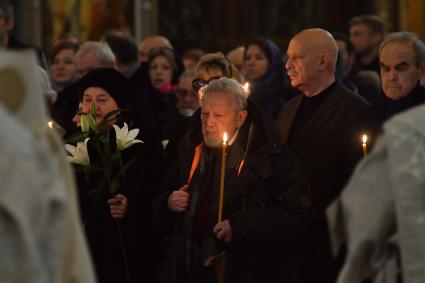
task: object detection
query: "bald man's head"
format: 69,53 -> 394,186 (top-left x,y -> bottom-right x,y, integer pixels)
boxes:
138,36 -> 172,62
286,28 -> 338,96
227,46 -> 245,74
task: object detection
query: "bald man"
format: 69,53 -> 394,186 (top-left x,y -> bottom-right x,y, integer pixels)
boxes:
227,46 -> 246,76
138,35 -> 173,63
276,28 -> 369,283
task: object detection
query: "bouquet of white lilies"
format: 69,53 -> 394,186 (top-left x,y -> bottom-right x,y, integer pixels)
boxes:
64,104 -> 143,195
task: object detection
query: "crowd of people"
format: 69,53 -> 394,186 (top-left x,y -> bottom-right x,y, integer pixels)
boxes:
1,0 -> 425,282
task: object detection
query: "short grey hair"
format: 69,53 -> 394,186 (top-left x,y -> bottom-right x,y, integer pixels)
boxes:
76,41 -> 116,66
199,77 -> 248,111
379,32 -> 425,67
179,68 -> 196,81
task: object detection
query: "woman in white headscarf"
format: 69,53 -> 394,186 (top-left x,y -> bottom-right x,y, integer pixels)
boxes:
0,50 -> 95,283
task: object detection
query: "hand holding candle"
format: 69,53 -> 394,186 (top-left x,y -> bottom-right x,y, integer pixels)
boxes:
218,132 -> 228,223
362,134 -> 368,159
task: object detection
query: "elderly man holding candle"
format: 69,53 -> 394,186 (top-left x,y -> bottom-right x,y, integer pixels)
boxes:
276,28 -> 369,283
154,77 -> 308,283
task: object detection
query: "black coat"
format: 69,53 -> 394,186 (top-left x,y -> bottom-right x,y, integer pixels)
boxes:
74,118 -> 163,283
362,84 -> 425,150
154,100 -> 309,283
275,81 -> 369,282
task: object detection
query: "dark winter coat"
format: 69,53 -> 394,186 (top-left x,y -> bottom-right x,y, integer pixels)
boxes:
275,81 -> 369,283
154,100 -> 309,283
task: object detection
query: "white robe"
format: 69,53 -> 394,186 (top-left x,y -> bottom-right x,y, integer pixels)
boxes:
336,103 -> 425,283
0,51 -> 95,283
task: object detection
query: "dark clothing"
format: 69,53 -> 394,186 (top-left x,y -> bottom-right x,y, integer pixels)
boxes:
363,84 -> 425,150
75,117 -> 163,283
51,81 -> 80,133
154,100 -> 309,283
275,81 -> 369,283
353,55 -> 380,75
288,82 -> 335,145
246,39 -> 291,118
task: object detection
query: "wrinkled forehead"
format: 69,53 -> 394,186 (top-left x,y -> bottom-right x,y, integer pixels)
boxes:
380,42 -> 416,66
202,91 -> 235,106
287,37 -> 311,55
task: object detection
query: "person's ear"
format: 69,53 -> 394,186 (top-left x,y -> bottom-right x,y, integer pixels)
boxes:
236,109 -> 248,128
0,67 -> 25,112
318,54 -> 327,71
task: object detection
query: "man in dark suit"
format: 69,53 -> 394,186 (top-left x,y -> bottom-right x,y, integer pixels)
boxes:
364,31 -> 425,150
276,28 -> 369,283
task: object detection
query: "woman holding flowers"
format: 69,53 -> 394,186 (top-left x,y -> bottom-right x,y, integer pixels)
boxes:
66,68 -> 163,283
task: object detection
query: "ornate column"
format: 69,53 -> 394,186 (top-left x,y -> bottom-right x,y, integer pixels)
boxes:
134,0 -> 159,44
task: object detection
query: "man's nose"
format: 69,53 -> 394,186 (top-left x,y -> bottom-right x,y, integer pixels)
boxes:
205,115 -> 216,126
388,69 -> 398,80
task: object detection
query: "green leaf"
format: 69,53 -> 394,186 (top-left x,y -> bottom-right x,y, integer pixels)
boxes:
80,115 -> 89,133
90,103 -> 97,116
64,131 -> 89,144
87,114 -> 98,132
97,109 -> 125,131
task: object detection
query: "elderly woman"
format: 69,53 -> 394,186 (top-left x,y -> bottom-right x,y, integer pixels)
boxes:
49,41 -> 79,92
74,68 -> 163,283
244,38 -> 291,118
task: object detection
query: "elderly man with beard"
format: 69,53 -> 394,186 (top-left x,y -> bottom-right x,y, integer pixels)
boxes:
154,77 -> 308,283
276,28 -> 369,283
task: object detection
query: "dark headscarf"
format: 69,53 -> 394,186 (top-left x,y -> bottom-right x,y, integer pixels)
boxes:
79,67 -> 133,108
244,38 -> 290,118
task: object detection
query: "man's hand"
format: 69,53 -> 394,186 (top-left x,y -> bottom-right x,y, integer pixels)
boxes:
168,185 -> 190,213
213,220 -> 233,243
107,194 -> 128,219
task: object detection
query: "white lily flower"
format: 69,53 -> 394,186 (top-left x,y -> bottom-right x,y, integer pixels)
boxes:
113,122 -> 143,151
65,138 -> 90,166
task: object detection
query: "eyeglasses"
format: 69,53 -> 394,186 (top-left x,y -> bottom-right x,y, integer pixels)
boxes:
192,76 -> 221,92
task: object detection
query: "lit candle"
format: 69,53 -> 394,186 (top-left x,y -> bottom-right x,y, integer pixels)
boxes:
362,134 -> 368,159
47,121 -> 53,129
243,82 -> 250,95
218,132 -> 228,223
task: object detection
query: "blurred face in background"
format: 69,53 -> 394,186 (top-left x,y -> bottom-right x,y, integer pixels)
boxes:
81,87 -> 119,124
336,39 -> 354,74
176,74 -> 199,116
244,44 -> 269,80
50,48 -> 77,86
149,55 -> 173,90
380,41 -> 424,100
76,51 -> 104,78
349,24 -> 381,56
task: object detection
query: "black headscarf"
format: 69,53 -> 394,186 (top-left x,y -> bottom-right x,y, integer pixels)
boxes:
244,38 -> 290,118
78,67 -> 134,108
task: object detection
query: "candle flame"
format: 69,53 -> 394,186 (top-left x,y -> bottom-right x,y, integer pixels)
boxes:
48,121 -> 53,129
362,134 -> 367,144
243,83 -> 250,94
223,132 -> 228,144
